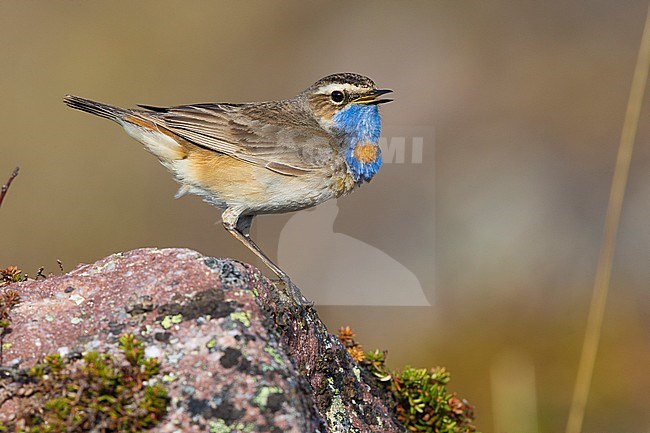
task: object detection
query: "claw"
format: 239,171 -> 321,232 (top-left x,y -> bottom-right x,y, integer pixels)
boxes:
276,276 -> 314,307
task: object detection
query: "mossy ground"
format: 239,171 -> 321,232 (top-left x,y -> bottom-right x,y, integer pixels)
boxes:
338,326 -> 479,433
0,267 -> 23,365
0,334 -> 169,433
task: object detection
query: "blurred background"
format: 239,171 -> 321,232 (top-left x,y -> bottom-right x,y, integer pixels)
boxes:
1,1 -> 649,431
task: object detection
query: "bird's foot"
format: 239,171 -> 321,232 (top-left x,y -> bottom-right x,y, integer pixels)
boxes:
275,276 -> 314,308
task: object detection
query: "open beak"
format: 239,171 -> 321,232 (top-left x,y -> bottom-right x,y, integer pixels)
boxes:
352,89 -> 393,105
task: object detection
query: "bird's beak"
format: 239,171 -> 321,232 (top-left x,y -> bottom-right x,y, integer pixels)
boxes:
352,89 -> 393,105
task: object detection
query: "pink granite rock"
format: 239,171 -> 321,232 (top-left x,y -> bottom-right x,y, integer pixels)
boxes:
0,248 -> 404,432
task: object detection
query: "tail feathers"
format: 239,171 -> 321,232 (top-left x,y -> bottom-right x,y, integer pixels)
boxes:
63,95 -> 129,123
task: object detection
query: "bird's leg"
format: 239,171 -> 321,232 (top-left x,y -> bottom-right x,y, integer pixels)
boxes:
222,209 -> 311,306
228,214 -> 288,280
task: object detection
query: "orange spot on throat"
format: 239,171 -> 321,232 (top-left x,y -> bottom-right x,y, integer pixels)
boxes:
353,142 -> 379,164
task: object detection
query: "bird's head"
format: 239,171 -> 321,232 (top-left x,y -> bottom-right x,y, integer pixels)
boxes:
302,73 -> 392,183
304,73 -> 392,139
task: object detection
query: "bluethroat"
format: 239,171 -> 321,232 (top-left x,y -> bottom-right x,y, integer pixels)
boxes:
64,73 -> 392,304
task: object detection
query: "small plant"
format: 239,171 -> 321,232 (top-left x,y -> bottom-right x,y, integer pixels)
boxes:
337,326 -> 366,362
0,286 -> 20,328
393,365 -> 477,433
0,167 -> 19,211
0,279 -> 21,365
0,267 -> 24,287
2,333 -> 169,432
338,327 -> 479,433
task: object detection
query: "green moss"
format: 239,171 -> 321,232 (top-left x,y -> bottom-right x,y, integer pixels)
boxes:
0,282 -> 21,365
5,333 -> 169,432
363,350 -> 479,433
338,326 -> 479,432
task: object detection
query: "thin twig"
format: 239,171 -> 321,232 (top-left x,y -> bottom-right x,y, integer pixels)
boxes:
0,167 -> 20,209
35,267 -> 46,280
565,3 -> 650,433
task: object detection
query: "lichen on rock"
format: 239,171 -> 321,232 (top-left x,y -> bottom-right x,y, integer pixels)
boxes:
0,248 -> 405,432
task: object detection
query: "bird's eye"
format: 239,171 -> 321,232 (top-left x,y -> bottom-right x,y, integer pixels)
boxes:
330,90 -> 345,104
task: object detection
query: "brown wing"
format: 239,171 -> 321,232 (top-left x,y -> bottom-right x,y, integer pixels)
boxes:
137,102 -> 337,176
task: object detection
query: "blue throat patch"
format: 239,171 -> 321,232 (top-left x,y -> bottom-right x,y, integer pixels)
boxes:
332,104 -> 383,183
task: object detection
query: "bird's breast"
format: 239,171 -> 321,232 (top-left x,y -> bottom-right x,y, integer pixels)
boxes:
353,141 -> 380,164
331,104 -> 383,183
344,140 -> 382,183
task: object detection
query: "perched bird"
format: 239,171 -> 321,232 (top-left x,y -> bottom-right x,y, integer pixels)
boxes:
64,73 -> 392,304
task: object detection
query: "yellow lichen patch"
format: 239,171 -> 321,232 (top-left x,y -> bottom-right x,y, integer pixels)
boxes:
353,142 -> 378,164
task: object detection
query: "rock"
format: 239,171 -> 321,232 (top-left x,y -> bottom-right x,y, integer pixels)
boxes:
0,248 -> 405,432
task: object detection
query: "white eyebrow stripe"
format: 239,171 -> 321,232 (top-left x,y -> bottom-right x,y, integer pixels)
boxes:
315,83 -> 365,95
